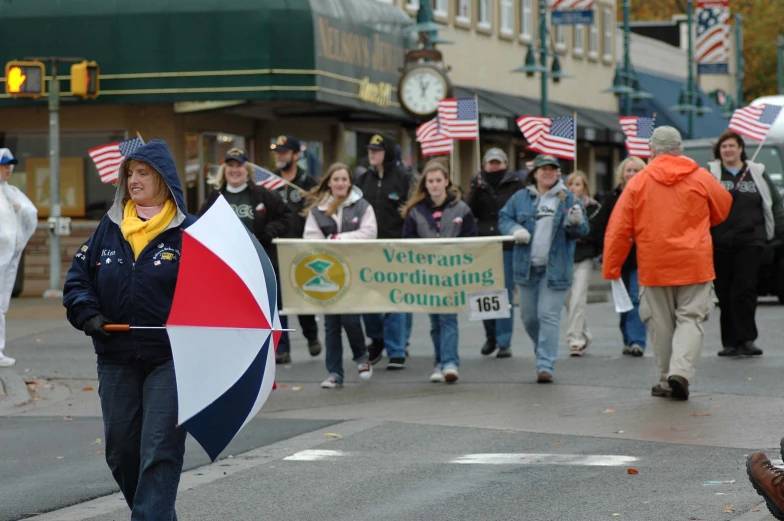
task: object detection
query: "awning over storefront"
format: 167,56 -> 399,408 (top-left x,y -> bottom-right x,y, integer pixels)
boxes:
0,0 -> 412,116
633,70 -> 728,139
455,86 -> 625,145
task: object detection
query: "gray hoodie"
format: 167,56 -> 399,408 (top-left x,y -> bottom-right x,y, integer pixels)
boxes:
528,180 -> 567,267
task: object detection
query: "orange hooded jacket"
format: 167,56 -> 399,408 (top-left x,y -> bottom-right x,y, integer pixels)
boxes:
602,154 -> 732,287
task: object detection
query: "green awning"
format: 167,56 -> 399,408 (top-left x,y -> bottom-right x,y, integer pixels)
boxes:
0,0 -> 412,115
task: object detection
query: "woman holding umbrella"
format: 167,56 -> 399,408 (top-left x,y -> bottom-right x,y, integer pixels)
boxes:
302,163 -> 377,388
63,140 -> 196,520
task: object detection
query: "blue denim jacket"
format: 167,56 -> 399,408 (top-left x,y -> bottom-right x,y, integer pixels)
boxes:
498,185 -> 589,289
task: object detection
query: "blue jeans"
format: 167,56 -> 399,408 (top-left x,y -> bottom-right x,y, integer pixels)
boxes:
325,314 -> 368,383
97,360 -> 186,521
429,313 -> 459,370
404,313 -> 413,345
361,313 -> 407,358
517,266 -> 568,374
620,268 -> 647,349
482,249 -> 515,347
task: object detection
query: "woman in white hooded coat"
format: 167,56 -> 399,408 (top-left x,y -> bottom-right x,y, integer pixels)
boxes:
0,149 -> 38,367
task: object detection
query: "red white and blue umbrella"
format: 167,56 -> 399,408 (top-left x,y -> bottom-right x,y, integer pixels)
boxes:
107,195 -> 282,461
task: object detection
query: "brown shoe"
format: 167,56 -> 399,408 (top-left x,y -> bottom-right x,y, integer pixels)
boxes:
747,452 -> 784,520
667,375 -> 689,400
651,384 -> 671,398
537,371 -> 553,384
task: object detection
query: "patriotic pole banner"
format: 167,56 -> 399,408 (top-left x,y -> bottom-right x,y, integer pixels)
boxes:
618,116 -> 655,158
438,98 -> 479,141
695,0 -> 730,74
416,117 -> 453,157
516,115 -> 577,160
88,136 -> 145,184
549,0 -> 594,25
728,104 -> 783,144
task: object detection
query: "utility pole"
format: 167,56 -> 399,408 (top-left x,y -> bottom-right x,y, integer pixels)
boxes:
622,0 -> 631,115
539,0 -> 549,116
686,0 -> 695,139
45,61 -> 61,298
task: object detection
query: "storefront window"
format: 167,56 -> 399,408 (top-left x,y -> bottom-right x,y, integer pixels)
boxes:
1,132 -> 125,220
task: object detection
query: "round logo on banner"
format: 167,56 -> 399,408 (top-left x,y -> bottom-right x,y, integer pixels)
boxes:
290,249 -> 351,305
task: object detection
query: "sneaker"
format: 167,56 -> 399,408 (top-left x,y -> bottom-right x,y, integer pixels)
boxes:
480,340 -> 497,356
667,375 -> 689,401
357,361 -> 373,381
629,345 -> 644,357
537,370 -> 553,383
746,452 -> 784,520
738,341 -> 763,356
275,351 -> 291,365
405,342 -> 410,357
307,338 -> 322,357
496,346 -> 512,358
429,369 -> 445,383
0,355 -> 16,367
320,377 -> 343,389
569,345 -> 586,357
444,368 -> 459,383
386,357 -> 405,370
368,339 -> 385,365
718,345 -> 739,357
621,345 -> 632,355
651,384 -> 671,398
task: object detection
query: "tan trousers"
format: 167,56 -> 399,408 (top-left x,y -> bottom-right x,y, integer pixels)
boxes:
638,282 -> 712,384
564,259 -> 593,348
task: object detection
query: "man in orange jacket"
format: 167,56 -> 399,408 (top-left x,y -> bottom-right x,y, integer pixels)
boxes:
603,126 -> 732,401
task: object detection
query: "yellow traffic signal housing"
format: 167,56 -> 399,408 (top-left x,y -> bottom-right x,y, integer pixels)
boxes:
70,60 -> 99,99
4,61 -> 46,98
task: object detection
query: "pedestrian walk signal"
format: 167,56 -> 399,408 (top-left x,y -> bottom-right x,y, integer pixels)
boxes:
4,61 -> 45,98
70,61 -> 99,99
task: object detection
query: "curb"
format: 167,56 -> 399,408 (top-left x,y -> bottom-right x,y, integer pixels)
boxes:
0,369 -> 31,413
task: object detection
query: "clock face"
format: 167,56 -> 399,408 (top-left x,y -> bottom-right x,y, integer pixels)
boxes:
399,67 -> 449,117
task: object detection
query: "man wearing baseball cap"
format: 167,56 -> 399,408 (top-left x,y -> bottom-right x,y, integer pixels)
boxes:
272,135 -> 322,363
467,147 -> 524,358
0,149 -> 37,367
603,126 -> 732,401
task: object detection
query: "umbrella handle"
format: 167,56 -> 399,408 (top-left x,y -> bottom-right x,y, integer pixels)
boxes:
104,324 -> 131,332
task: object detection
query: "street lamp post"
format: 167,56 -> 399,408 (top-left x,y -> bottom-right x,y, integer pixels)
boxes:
622,0 -> 632,115
777,34 -> 783,95
686,0 -> 695,139
511,0 -> 569,117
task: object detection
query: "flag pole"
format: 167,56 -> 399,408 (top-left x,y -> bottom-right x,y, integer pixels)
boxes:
474,94 -> 481,175
573,111 -> 578,172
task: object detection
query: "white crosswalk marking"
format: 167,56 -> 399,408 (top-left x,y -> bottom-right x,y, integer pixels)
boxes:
450,454 -> 640,466
283,450 -> 346,461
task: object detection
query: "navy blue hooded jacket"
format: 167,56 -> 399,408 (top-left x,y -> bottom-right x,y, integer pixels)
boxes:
63,140 -> 197,362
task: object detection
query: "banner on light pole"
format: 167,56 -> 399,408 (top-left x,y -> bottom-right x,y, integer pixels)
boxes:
696,0 -> 730,75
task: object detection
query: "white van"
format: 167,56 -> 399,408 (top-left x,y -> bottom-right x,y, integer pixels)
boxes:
683,98 -> 784,303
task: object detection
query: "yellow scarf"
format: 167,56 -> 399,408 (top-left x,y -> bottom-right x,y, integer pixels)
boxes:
120,199 -> 177,259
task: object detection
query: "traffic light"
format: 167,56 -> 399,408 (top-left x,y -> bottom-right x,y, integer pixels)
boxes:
4,61 -> 45,98
70,60 -> 99,99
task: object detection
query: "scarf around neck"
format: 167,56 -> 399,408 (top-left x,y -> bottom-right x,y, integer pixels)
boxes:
120,199 -> 177,259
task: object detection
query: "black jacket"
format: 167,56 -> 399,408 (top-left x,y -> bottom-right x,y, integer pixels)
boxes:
594,187 -> 636,272
199,183 -> 291,267
466,169 -> 525,251
574,199 -> 602,263
273,167 -> 319,239
355,136 -> 413,239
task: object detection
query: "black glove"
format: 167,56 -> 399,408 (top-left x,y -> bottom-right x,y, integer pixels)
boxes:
83,314 -> 112,340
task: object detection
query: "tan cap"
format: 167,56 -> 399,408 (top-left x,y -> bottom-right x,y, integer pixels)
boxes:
482,147 -> 508,165
650,126 -> 682,149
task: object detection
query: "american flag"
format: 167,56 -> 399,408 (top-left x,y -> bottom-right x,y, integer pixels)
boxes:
88,136 -> 145,184
695,1 -> 729,72
728,104 -> 783,143
549,0 -> 593,9
251,164 -> 288,191
416,117 -> 453,157
516,116 -> 576,160
516,116 -> 551,147
618,116 -> 655,158
437,98 -> 479,140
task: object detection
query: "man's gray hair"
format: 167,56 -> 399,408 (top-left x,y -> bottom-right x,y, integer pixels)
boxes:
649,126 -> 684,156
